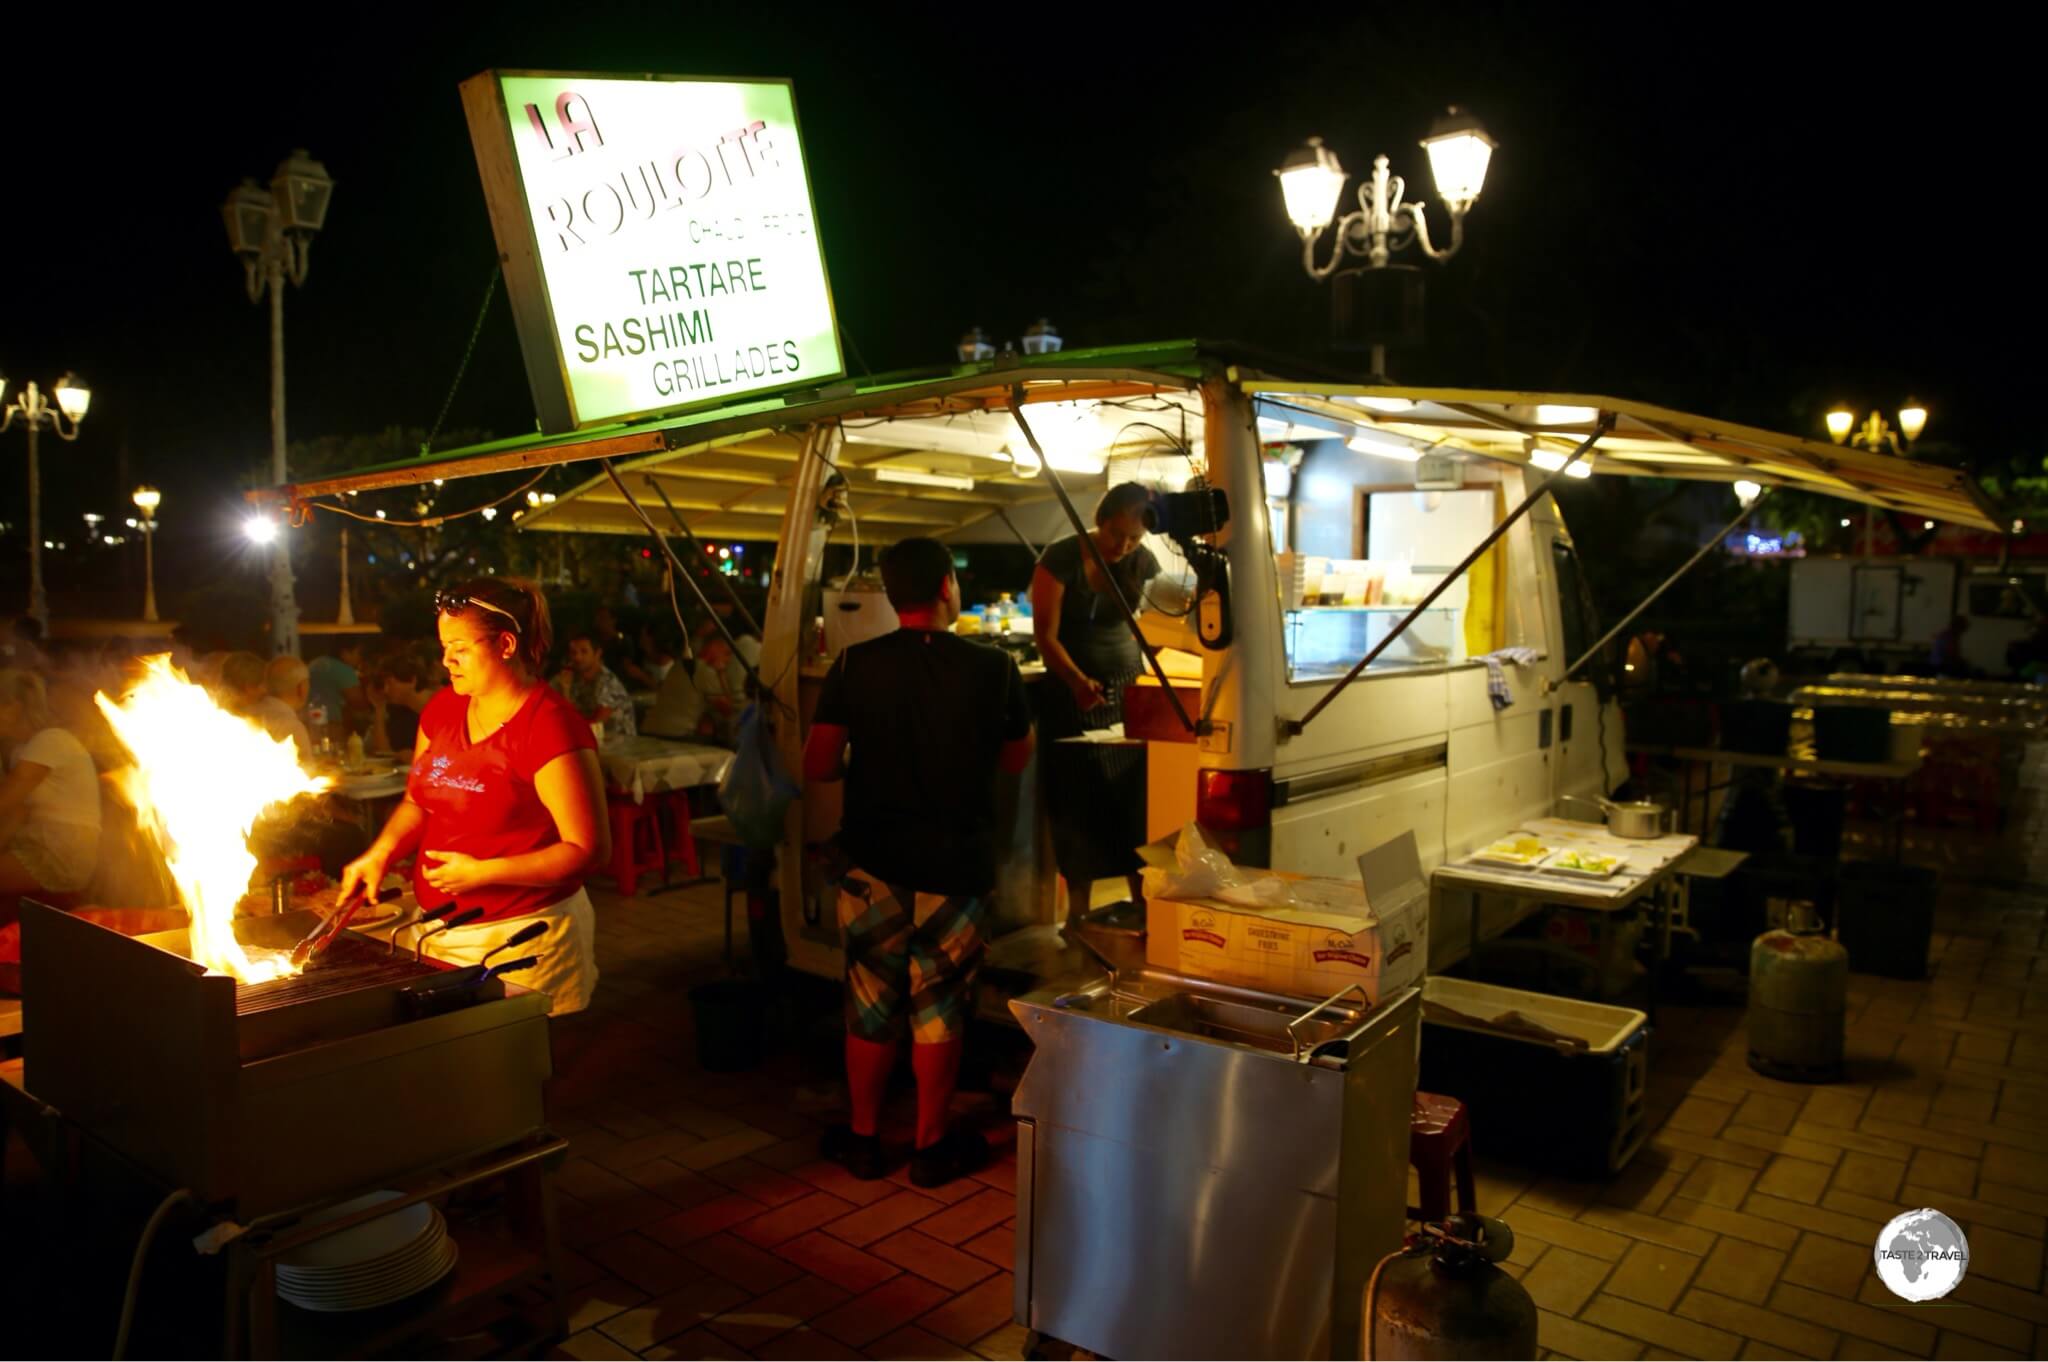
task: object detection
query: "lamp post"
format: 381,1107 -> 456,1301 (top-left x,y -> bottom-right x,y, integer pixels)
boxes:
1826,399 -> 1928,554
1275,107 -> 1497,377
0,373 -> 92,632
223,148 -> 335,658
131,485 -> 162,622
337,524 -> 354,627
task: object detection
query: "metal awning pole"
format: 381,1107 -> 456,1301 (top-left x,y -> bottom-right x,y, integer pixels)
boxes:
1285,413 -> 1616,737
600,459 -> 760,688
643,474 -> 765,638
1008,392 -> 1198,735
1562,488 -> 1771,681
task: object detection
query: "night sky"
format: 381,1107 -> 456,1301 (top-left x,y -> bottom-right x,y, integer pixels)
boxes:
3,4 -> 2035,603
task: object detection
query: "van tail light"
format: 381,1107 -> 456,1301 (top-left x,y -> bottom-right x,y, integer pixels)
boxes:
1196,767 -> 1273,858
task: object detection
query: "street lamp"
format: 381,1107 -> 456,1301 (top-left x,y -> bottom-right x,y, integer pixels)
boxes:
1275,108 -> 1496,376
131,485 -> 161,622
1826,398 -> 1928,554
223,148 -> 335,659
0,372 -> 92,630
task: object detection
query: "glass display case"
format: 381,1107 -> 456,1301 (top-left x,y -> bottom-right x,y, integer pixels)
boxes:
1283,604 -> 1465,682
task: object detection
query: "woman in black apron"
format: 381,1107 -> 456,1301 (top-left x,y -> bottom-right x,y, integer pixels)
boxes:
1030,483 -> 1160,925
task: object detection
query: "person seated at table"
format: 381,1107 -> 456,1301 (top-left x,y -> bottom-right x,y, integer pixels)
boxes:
640,647 -> 708,741
220,652 -> 312,757
309,639 -> 368,731
0,668 -> 103,901
555,630 -> 637,740
368,653 -> 434,756
265,656 -> 315,758
691,627 -> 749,746
637,621 -> 681,685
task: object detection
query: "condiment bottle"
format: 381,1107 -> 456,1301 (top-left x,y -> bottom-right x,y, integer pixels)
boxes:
346,731 -> 365,768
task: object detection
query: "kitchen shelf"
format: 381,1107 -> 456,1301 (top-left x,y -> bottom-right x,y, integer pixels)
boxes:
271,1226 -> 551,1360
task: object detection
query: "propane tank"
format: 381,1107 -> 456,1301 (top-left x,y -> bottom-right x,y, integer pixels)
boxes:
1366,1215 -> 1537,1361
1748,925 -> 1848,1082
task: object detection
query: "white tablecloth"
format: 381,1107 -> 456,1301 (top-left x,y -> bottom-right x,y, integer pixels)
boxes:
598,736 -> 734,803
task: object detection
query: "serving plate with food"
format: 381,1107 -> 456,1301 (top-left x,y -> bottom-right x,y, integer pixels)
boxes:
1468,835 -> 1556,869
1541,848 -> 1627,879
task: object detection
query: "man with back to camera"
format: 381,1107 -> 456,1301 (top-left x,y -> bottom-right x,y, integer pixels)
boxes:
802,537 -> 1034,1187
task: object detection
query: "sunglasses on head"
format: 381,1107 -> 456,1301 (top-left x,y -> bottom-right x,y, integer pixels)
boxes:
434,589 -> 521,633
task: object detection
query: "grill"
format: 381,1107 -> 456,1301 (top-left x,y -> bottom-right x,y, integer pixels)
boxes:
17,902 -> 552,1217
235,934 -> 436,1015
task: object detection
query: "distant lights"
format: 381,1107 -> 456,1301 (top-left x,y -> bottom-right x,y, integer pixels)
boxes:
1924,520 -> 1936,530
1840,518 -> 1853,528
481,506 -> 498,521
2015,519 -> 2027,533
374,509 -> 387,520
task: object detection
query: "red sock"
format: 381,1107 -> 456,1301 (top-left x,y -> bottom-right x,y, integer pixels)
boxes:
844,1034 -> 897,1137
911,1037 -> 965,1151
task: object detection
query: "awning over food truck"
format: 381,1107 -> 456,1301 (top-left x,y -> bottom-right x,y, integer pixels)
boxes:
254,341 -> 2000,534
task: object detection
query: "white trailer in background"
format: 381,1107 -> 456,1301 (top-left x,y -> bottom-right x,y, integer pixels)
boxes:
1790,556 -> 2044,675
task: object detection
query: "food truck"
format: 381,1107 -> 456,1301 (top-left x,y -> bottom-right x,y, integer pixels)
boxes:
261,342 -> 2001,994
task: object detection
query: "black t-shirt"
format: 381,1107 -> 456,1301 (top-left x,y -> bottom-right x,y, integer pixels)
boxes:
1036,534 -> 1161,681
812,628 -> 1032,896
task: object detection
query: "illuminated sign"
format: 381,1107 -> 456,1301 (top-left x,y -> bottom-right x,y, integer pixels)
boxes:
461,71 -> 842,433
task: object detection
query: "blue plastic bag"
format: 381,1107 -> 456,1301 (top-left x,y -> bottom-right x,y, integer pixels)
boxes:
718,702 -> 800,849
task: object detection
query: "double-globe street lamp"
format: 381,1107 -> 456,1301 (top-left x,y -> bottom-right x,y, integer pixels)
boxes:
1827,399 -> 1928,553
131,485 -> 162,622
222,149 -> 335,658
1275,107 -> 1497,377
0,373 -> 93,631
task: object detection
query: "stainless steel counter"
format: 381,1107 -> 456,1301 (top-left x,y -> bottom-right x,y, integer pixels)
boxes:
1010,967 -> 1419,1360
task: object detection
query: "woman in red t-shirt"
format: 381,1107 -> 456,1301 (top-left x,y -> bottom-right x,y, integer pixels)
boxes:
338,579 -> 610,1014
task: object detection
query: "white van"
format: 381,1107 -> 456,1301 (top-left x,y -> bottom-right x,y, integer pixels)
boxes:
272,342 -> 1996,992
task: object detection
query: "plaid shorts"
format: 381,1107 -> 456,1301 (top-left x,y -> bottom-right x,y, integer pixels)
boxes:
836,868 -> 988,1045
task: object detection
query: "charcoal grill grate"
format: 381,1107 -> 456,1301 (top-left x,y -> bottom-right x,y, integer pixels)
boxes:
234,932 -> 439,1015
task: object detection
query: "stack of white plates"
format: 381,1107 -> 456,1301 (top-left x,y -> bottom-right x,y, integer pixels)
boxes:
276,1190 -> 459,1313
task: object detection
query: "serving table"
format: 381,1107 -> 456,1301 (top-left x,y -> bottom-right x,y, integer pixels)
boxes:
596,735 -> 734,804
1433,818 -> 1702,1020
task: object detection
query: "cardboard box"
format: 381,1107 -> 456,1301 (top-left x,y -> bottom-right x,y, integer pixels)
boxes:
1141,830 -> 1429,1006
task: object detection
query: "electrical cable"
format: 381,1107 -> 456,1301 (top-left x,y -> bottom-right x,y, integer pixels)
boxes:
310,468 -> 550,528
113,1187 -> 195,1359
419,262 -> 503,458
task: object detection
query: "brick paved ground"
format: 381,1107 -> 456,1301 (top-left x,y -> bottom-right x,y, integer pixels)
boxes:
5,761 -> 2040,1360
543,751 -> 2048,1360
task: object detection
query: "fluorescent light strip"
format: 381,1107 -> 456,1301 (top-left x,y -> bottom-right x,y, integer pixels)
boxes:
1529,449 -> 1593,479
1347,431 -> 1425,463
873,467 -> 975,491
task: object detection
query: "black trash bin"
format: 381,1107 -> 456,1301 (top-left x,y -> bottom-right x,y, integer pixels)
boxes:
1814,706 -> 1891,763
1837,861 -> 1937,979
690,977 -> 769,1072
1782,778 -> 1848,860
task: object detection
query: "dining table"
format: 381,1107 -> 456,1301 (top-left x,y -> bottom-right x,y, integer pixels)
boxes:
596,735 -> 735,804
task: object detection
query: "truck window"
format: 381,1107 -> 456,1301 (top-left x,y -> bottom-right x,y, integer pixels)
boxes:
1277,488 -> 1493,683
1552,537 -> 1612,689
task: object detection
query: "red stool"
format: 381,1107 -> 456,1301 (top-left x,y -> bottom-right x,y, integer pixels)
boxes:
604,793 -> 667,898
650,790 -> 701,881
1409,1091 -> 1478,1222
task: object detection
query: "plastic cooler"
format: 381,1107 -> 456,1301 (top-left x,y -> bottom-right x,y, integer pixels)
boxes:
1418,976 -> 1650,1176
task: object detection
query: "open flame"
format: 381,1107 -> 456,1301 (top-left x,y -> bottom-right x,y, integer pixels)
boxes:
96,656 -> 331,983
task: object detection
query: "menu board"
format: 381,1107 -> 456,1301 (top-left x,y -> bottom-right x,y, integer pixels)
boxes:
461,70 -> 843,432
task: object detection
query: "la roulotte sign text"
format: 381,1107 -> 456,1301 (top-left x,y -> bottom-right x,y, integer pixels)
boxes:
462,71 -> 842,432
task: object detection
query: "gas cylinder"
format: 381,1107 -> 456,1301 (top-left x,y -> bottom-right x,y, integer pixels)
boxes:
1365,1215 -> 1537,1361
1748,927 -> 1848,1081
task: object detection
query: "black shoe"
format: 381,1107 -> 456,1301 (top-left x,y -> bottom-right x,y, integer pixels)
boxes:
820,1124 -> 886,1180
909,1128 -> 988,1189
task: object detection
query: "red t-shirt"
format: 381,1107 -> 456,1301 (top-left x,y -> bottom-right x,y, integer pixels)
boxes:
405,683 -> 598,922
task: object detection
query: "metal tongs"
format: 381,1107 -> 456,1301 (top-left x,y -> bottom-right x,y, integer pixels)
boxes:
288,887 -> 382,969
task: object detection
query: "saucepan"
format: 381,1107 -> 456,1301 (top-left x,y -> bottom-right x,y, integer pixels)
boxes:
1559,793 -> 1670,840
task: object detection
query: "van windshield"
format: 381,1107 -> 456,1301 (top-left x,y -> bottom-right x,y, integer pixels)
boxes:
1271,443 -> 1503,683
